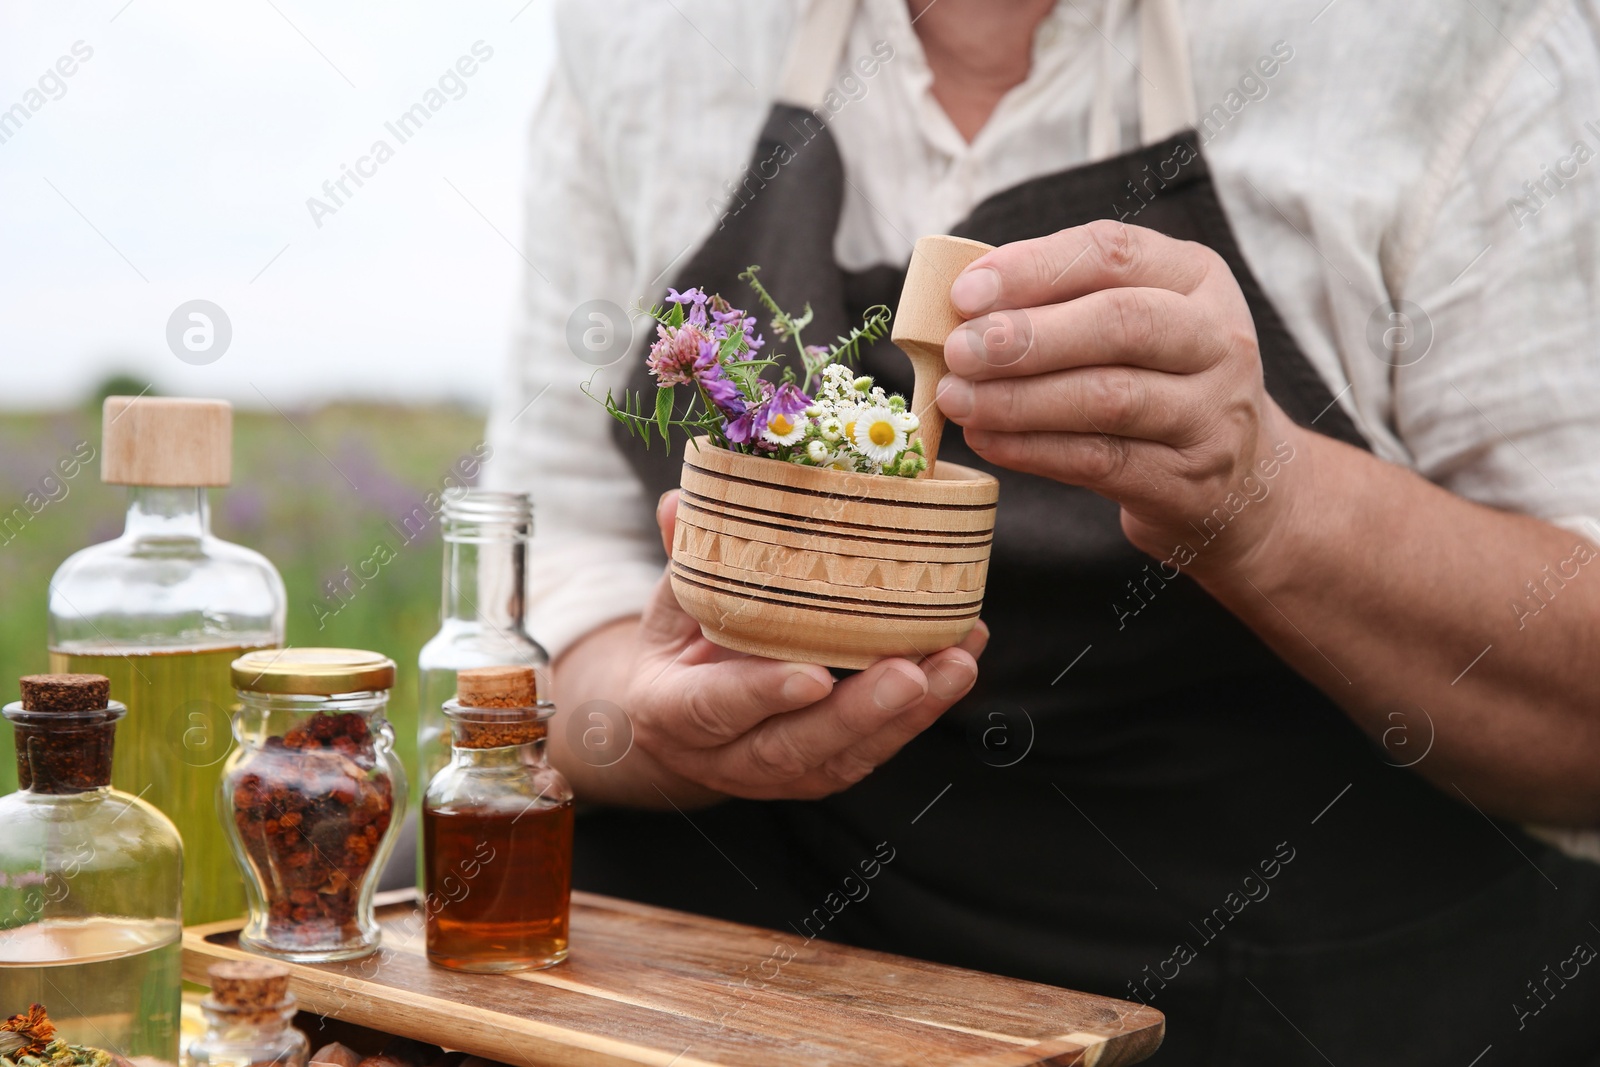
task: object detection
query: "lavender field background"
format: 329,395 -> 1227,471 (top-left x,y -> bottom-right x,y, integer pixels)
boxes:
0,394 -> 488,794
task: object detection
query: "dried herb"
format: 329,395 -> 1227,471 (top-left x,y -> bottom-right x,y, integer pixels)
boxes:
231,711 -> 394,949
0,1005 -> 112,1067
9,676 -> 117,794
0,1005 -> 55,1058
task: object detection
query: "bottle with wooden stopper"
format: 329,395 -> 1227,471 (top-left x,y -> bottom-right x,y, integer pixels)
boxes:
189,960 -> 309,1067
45,397 -> 286,927
0,674 -> 183,1062
422,666 -> 573,972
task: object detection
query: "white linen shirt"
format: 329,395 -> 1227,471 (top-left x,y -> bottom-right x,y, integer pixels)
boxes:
486,0 -> 1600,662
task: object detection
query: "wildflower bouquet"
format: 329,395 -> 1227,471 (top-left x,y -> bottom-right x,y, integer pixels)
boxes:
593,268 -> 928,477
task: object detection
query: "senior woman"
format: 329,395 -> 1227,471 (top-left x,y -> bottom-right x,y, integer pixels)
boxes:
485,0 -> 1600,1061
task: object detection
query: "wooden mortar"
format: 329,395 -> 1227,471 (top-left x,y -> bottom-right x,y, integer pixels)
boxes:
669,235 -> 1000,669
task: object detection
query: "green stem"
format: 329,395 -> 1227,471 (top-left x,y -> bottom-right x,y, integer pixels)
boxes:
692,379 -> 730,449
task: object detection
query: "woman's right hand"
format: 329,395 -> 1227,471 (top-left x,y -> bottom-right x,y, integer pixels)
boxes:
614,491 -> 985,803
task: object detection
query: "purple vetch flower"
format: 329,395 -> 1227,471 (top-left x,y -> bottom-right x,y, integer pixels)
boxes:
723,404 -> 764,445
666,287 -> 710,327
768,382 -> 810,417
725,379 -> 793,447
700,373 -> 746,419
691,343 -> 750,428
702,299 -> 764,356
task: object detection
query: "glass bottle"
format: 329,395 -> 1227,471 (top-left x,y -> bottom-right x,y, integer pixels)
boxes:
48,397 -> 286,927
221,649 -> 405,963
0,674 -> 183,1063
417,491 -> 548,785
423,667 -> 572,972
187,960 -> 308,1067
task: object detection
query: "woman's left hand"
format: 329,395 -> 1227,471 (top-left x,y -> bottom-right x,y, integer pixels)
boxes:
934,219 -> 1307,572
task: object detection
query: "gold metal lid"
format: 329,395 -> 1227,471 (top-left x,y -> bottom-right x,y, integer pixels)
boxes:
102,396 -> 232,487
231,648 -> 396,695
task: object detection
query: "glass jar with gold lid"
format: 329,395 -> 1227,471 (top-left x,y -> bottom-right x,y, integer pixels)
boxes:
220,648 -> 406,962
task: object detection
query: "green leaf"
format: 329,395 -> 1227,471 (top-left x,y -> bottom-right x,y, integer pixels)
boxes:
655,384 -> 674,445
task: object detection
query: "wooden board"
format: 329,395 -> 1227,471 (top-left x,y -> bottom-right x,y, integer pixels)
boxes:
183,891 -> 1162,1067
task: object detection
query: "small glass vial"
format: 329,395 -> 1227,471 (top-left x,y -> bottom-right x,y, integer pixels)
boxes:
0,674 -> 183,1062
189,960 -> 309,1067
423,667 -> 572,972
220,649 -> 407,962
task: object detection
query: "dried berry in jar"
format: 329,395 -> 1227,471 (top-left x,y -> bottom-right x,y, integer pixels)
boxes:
231,711 -> 393,950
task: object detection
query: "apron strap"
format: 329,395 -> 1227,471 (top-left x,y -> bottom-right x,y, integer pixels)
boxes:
778,0 -> 860,110
1089,0 -> 1199,161
1138,0 -> 1199,144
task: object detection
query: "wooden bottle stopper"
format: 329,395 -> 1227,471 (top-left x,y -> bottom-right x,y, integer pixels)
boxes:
890,235 -> 996,476
102,396 -> 232,487
207,960 -> 291,1022
19,674 -> 110,712
456,666 -> 537,708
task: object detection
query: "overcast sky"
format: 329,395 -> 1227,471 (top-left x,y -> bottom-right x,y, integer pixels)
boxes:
0,0 -> 555,410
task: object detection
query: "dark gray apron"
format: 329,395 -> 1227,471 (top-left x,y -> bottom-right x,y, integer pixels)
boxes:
585,94 -> 1600,1067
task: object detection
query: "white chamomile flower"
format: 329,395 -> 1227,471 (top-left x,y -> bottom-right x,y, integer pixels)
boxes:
762,409 -> 808,446
822,451 -> 859,472
819,417 -> 843,443
851,405 -> 906,464
895,409 -> 920,434
806,439 -> 830,463
804,404 -> 823,418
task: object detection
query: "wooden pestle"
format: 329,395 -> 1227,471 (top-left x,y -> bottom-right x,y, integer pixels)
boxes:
890,235 -> 996,477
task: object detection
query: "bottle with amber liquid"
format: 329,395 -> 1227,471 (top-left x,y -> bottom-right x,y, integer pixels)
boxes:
47,398 -> 285,926
423,666 -> 572,972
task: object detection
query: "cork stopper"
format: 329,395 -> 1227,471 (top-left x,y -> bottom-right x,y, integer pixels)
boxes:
7,675 -> 120,793
102,396 -> 232,487
456,666 -> 537,708
450,667 -> 543,748
20,674 -> 110,712
207,960 -> 291,1018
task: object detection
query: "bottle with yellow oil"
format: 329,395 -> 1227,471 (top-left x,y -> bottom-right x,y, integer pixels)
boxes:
47,397 -> 285,927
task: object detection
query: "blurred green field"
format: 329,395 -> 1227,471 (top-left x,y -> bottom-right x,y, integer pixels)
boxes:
0,397 -> 490,795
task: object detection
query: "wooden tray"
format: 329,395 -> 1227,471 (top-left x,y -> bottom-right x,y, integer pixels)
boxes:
183,891 -> 1163,1067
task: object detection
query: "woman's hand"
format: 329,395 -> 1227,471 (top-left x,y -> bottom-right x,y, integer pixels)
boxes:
613,491 -> 985,803
933,219 -> 1307,572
